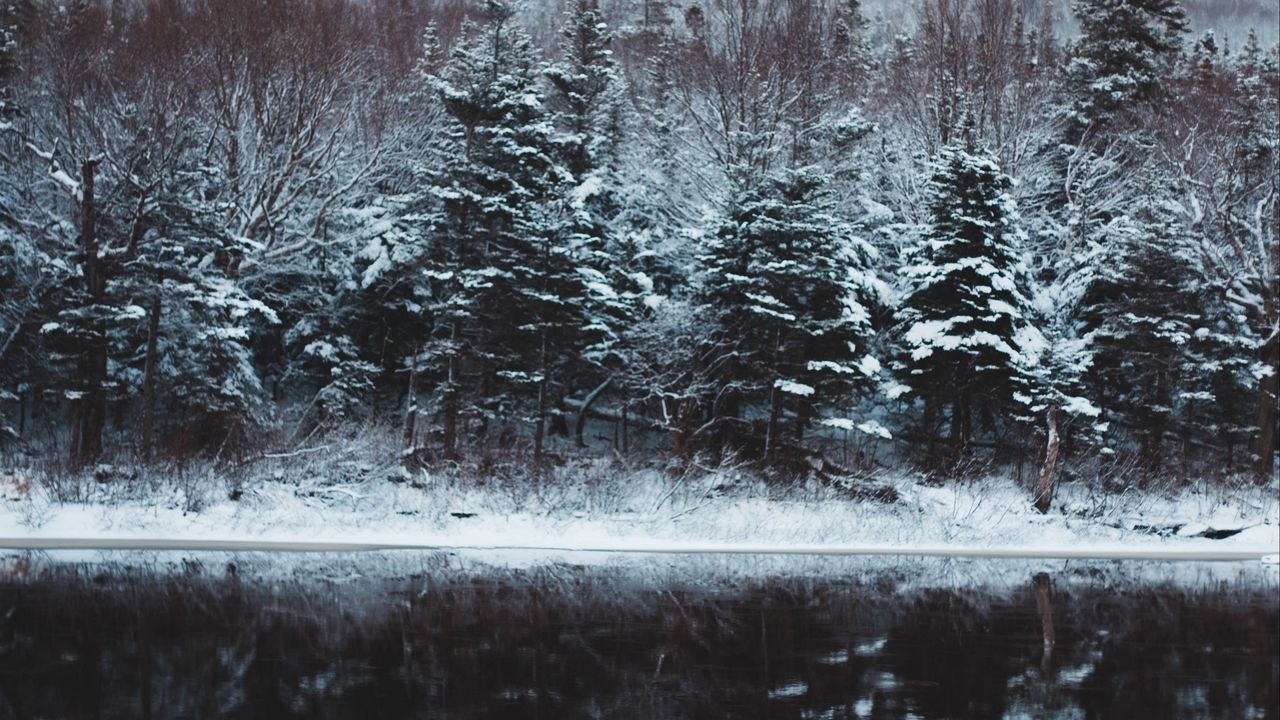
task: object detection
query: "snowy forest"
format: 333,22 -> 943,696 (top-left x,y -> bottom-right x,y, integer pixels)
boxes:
0,0 -> 1276,502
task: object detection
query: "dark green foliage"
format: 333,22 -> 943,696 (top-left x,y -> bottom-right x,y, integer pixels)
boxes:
407,2 -> 584,453
894,131 -> 1037,455
1067,0 -> 1190,136
1081,204 -> 1256,466
699,166 -> 883,458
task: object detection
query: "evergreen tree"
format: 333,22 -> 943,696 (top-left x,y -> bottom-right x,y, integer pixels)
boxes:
1020,279 -> 1104,511
413,1 -> 580,459
830,0 -> 873,100
287,30 -> 445,440
0,1 -> 20,438
1229,33 -> 1271,165
292,198 -> 415,430
894,128 -> 1037,460
0,1 -> 16,123
36,158 -> 279,457
1066,0 -> 1189,138
545,0 -> 633,376
699,166 -> 884,462
546,0 -> 623,180
1227,32 -> 1280,481
1079,205 -> 1230,469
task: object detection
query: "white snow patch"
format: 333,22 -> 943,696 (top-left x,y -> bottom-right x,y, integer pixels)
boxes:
854,637 -> 888,655
767,681 -> 807,699
775,380 -> 815,397
818,649 -> 848,665
857,355 -> 881,377
856,421 -> 892,439
0,462 -> 1274,565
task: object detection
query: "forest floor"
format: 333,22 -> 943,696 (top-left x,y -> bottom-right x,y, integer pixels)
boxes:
0,448 -> 1275,560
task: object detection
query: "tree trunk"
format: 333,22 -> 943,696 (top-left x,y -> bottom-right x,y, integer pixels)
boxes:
794,395 -> 811,443
1144,373 -> 1169,473
575,376 -> 612,448
140,294 -> 161,460
764,385 -> 782,463
948,389 -> 966,467
671,399 -> 694,468
1252,329 -> 1278,485
763,329 -> 783,462
923,397 -> 938,463
402,345 -> 418,451
1034,404 -> 1060,514
533,332 -> 548,462
73,157 -> 106,467
621,398 -> 629,455
442,321 -> 460,460
1032,572 -> 1055,674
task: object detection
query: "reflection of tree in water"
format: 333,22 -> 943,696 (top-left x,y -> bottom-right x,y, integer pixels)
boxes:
0,560 -> 1273,719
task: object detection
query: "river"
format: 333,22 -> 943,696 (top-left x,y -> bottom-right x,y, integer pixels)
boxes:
0,552 -> 1274,718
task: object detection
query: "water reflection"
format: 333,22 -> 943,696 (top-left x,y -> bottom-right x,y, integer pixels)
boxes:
0,555 -> 1273,719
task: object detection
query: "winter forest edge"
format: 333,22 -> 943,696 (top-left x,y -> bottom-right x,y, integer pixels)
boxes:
0,0 -> 1276,516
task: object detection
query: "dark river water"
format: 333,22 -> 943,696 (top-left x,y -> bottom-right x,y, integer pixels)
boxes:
0,553 -> 1274,719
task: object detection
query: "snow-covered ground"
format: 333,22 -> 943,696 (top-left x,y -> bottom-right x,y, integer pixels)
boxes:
1,461 -> 1275,560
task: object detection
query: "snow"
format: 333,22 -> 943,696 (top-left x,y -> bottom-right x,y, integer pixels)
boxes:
1013,325 -> 1047,358
359,237 -> 391,288
856,355 -> 881,377
630,272 -> 654,293
808,360 -> 857,375
775,379 -> 815,397
585,281 -> 616,298
303,340 -> 339,362
767,681 -> 808,699
0,470 -> 1273,562
855,420 -> 892,439
818,650 -> 849,665
904,318 -> 964,351
855,637 -> 888,655
1062,396 -> 1101,417
570,175 -> 603,207
820,417 -> 892,439
883,379 -> 911,400
859,196 -> 893,224
48,168 -> 81,200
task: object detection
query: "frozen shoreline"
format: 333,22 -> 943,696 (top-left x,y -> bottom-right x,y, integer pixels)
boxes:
0,534 -> 1272,561
2,468 -> 1275,563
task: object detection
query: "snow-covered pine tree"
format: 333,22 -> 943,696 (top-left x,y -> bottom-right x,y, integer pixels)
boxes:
290,198 -> 413,434
544,0 -> 636,437
285,29 -> 445,446
699,165 -> 883,463
31,159 -> 274,459
0,1 -> 20,438
114,161 -> 278,456
894,124 -> 1037,463
1079,199 -> 1254,472
1020,283 -> 1103,512
1227,32 -> 1280,482
1066,0 -> 1189,138
0,1 -> 15,123
546,0 -> 623,182
829,0 -> 873,101
33,154 -> 116,465
414,1 -> 580,460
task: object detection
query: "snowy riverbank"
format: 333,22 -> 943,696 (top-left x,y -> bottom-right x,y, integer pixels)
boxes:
1,463 -> 1275,559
